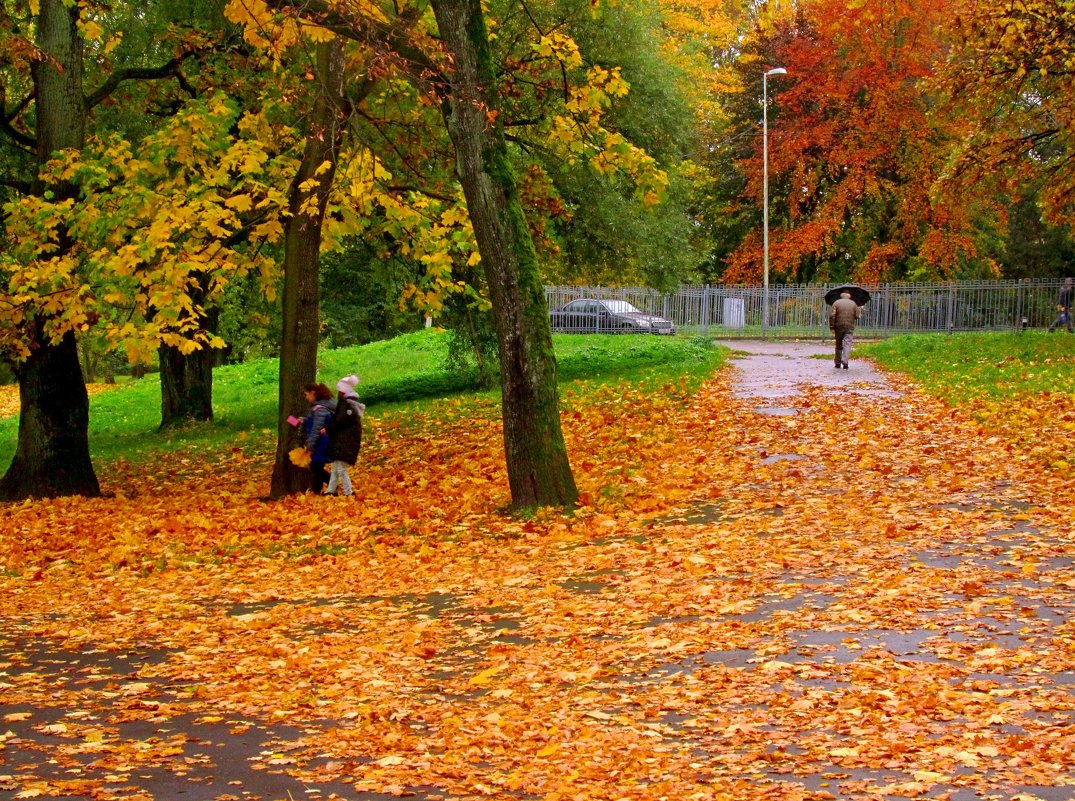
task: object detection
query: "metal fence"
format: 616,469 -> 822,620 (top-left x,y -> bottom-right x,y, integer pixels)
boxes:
545,279 -> 1071,337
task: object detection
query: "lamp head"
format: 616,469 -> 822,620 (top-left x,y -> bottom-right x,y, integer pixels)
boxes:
766,67 -> 788,76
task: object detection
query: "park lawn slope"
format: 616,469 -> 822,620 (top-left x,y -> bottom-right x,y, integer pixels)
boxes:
0,330 -> 726,469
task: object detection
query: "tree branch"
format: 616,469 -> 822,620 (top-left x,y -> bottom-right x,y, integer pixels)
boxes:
1,85 -> 37,150
383,183 -> 459,203
503,117 -> 544,128
0,175 -> 34,194
259,0 -> 443,85
85,51 -> 200,111
518,0 -> 546,37
350,106 -> 442,185
0,113 -> 35,151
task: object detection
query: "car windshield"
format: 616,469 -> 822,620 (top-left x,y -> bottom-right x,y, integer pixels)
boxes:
602,300 -> 642,314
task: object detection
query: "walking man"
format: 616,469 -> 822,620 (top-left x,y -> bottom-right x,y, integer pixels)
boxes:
829,290 -> 862,369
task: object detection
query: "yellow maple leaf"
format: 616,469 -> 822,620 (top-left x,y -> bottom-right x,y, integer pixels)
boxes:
305,24 -> 336,43
225,194 -> 254,212
468,665 -> 503,686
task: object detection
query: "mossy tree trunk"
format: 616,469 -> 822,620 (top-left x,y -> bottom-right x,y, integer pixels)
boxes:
0,0 -> 99,501
0,328 -> 100,501
269,37 -> 349,499
431,0 -> 578,510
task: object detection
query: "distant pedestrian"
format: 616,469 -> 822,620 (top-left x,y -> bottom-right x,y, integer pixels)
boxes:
301,383 -> 335,495
829,290 -> 862,369
324,374 -> 364,496
1047,277 -> 1074,333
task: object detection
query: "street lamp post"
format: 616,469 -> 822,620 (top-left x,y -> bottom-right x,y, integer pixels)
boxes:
762,67 -> 786,336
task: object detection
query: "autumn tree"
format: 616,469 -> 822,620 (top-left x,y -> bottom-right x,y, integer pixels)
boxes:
224,0 -> 580,507
92,0 -> 248,429
488,0 -> 702,288
939,0 -> 1075,227
200,0 -> 694,507
220,1 -> 448,498
655,0 -> 761,283
430,0 -> 578,507
0,2 -> 296,500
0,0 -> 99,499
714,0 -> 1001,284
268,34 -> 352,498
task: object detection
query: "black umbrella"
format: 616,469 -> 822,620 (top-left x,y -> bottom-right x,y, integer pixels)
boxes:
824,284 -> 871,306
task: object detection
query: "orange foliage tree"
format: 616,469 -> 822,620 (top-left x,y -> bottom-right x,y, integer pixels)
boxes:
722,0 -> 1000,284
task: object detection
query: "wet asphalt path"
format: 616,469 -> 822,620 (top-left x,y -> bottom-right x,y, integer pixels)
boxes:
722,338 -> 899,402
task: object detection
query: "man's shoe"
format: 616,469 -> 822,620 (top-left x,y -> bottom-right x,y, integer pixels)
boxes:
835,363 -> 841,368
842,362 -> 849,369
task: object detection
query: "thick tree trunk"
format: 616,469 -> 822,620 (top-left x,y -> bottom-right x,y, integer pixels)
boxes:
269,38 -> 348,499
0,329 -> 100,500
32,0 -> 84,163
431,0 -> 578,509
1,0 -> 99,501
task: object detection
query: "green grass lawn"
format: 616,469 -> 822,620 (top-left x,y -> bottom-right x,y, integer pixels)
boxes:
0,330 -> 727,467
860,332 -> 1075,470
859,331 -> 1075,403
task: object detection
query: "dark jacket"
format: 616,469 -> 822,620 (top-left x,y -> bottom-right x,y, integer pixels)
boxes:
327,395 -> 363,465
304,398 -> 336,462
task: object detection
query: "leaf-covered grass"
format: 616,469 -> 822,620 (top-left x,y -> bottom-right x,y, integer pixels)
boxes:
0,329 -> 726,467
859,332 -> 1075,401
861,332 -> 1075,470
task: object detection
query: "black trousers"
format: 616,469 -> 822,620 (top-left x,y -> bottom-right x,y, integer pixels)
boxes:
310,461 -> 329,494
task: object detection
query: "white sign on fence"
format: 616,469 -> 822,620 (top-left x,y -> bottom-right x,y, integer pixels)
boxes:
723,297 -> 745,328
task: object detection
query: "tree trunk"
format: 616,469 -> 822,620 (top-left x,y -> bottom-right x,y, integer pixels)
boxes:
0,0 -> 99,501
32,0 -> 84,164
158,345 -> 215,428
79,339 -> 97,384
431,0 -> 578,510
158,304 -> 217,428
269,37 -> 348,498
0,329 -> 100,500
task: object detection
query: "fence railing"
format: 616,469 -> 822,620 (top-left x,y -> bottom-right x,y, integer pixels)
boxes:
544,279 -> 1070,337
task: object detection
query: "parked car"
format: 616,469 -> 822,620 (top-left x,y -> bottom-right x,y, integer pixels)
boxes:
549,298 -> 676,334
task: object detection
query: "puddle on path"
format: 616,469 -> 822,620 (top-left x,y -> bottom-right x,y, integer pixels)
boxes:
761,452 -> 807,465
754,406 -> 799,416
0,636 -> 420,801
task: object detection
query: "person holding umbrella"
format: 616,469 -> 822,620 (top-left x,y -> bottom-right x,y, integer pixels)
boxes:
828,288 -> 864,369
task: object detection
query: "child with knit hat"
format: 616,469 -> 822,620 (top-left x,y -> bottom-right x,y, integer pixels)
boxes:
324,374 -> 364,496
